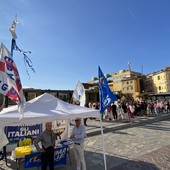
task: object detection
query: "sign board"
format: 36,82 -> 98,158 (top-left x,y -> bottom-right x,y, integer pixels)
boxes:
42,120 -> 68,140
24,145 -> 68,168
4,124 -> 42,143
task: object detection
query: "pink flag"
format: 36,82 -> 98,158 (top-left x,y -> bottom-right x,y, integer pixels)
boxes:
0,43 -> 25,119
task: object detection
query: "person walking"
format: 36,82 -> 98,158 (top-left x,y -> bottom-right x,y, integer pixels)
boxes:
107,105 -> 113,121
34,122 -> 56,170
70,118 -> 86,170
126,103 -> 132,122
111,102 -> 117,120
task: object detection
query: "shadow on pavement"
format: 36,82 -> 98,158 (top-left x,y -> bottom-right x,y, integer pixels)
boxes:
0,149 -> 159,170
112,131 -> 135,136
138,120 -> 170,132
85,150 -> 159,170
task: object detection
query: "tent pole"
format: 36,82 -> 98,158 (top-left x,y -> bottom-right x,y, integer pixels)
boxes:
67,119 -> 71,139
99,117 -> 107,170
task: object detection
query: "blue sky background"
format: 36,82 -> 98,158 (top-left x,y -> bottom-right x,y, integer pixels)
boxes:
0,0 -> 170,90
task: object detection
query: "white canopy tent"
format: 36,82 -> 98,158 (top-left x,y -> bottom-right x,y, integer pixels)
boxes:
0,93 -> 100,127
0,93 -> 107,170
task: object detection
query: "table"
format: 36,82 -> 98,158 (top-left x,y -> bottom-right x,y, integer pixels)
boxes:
11,140 -> 73,169
25,144 -> 68,168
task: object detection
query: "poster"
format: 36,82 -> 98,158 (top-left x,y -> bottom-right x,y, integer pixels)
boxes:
4,124 -> 42,143
24,145 -> 68,168
42,120 -> 68,140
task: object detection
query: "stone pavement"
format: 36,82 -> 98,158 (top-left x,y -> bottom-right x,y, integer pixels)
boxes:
0,113 -> 170,170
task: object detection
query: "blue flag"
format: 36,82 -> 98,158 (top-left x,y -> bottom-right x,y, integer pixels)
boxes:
98,66 -> 117,113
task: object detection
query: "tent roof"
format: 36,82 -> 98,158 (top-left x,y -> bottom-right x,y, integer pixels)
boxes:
0,93 -> 100,127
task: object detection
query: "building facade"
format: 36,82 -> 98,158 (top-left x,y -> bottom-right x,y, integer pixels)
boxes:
143,67 -> 170,95
121,76 -> 141,98
0,86 -> 99,108
0,89 -> 74,107
111,70 -> 142,94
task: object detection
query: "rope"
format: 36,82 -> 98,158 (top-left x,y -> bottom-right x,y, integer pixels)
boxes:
12,39 -> 35,79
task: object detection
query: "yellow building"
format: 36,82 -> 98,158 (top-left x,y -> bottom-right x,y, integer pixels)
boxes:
89,70 -> 143,99
111,70 -> 142,93
121,76 -> 141,98
150,67 -> 170,93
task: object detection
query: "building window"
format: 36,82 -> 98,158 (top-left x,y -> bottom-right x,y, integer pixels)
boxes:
131,86 -> 133,90
158,76 -> 160,80
158,86 -> 161,90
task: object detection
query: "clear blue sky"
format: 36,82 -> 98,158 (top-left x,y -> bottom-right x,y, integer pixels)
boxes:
0,0 -> 170,90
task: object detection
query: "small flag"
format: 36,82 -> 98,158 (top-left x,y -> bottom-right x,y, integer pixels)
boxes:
98,66 -> 117,113
0,43 -> 25,119
72,81 -> 86,107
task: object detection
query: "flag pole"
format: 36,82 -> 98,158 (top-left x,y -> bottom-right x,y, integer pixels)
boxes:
9,14 -> 18,57
98,73 -> 107,170
98,66 -> 117,170
99,116 -> 107,170
11,38 -> 15,57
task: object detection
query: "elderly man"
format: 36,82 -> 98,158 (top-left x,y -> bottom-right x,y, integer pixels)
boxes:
70,118 -> 86,170
34,122 -> 56,170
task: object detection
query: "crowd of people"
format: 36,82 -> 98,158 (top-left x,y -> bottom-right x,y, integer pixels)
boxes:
85,99 -> 170,124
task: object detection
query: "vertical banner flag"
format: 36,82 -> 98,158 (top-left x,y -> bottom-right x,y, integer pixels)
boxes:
0,43 -> 25,118
98,66 -> 117,113
72,81 -> 86,106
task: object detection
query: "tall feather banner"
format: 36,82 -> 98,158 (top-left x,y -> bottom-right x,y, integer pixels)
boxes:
0,43 -> 25,119
98,66 -> 117,113
72,81 -> 86,107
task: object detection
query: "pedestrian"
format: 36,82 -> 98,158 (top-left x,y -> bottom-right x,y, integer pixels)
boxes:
111,102 -> 117,120
107,105 -> 113,121
34,122 -> 56,170
70,118 -> 86,170
122,102 -> 127,120
126,103 -> 131,122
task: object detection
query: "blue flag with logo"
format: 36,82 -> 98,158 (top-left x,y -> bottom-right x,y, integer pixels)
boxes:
98,66 -> 117,113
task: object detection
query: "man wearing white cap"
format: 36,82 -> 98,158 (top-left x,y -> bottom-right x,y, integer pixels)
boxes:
70,118 -> 86,170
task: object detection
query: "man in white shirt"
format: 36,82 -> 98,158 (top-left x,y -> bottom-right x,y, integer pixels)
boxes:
70,118 -> 86,170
